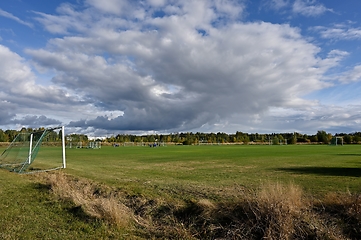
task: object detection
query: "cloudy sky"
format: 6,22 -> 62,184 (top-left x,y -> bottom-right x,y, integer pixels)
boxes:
1,0 -> 361,136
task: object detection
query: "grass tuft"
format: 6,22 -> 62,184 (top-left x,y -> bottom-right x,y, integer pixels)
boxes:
40,172 -> 133,229
315,191 -> 361,239
253,182 -> 305,239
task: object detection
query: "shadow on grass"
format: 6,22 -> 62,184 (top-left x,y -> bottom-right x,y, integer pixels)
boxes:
335,153 -> 361,156
276,167 -> 361,177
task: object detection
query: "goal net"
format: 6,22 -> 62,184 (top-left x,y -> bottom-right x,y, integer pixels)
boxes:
0,126 -> 66,174
331,136 -> 344,146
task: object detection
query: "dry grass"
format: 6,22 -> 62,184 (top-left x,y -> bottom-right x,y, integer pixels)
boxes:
36,172 -> 361,239
40,172 -> 133,229
254,182 -> 305,239
315,191 -> 361,239
323,191 -> 361,219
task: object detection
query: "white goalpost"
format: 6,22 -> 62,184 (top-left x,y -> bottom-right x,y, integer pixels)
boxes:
0,126 -> 66,173
62,126 -> 66,168
334,136 -> 343,146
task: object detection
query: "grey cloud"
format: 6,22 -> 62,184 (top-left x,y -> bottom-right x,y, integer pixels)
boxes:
68,102 -> 215,131
264,105 -> 361,134
12,115 -> 62,128
0,101 -> 62,129
0,44 -> 89,129
0,102 -> 16,125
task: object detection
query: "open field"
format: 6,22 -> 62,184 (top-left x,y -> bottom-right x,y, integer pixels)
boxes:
36,144 -> 361,195
1,144 -> 361,239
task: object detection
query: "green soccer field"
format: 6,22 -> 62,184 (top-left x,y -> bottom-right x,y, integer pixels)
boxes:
29,144 -> 361,198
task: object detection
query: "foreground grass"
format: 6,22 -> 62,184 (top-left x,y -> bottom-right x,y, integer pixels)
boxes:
0,170 -> 134,239
1,144 -> 361,239
2,171 -> 359,239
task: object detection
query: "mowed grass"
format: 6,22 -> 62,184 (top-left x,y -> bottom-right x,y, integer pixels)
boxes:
33,144 -> 361,198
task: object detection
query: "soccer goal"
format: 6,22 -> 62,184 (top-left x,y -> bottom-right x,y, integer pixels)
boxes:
335,137 -> 343,146
87,141 -> 101,149
0,126 -> 66,174
331,136 -> 344,146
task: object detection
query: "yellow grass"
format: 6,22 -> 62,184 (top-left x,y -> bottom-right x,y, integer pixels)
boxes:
41,172 -> 133,229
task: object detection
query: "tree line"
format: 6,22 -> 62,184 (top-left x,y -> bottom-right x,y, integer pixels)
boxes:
0,127 -> 87,143
104,130 -> 361,145
1,128 -> 360,145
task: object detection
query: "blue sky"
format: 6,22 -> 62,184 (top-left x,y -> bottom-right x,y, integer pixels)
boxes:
1,0 -> 361,136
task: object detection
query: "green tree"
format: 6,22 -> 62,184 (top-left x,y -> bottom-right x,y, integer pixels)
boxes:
243,135 -> 250,145
289,135 -> 297,144
353,135 -> 361,144
5,130 -> 18,142
316,130 -> 331,144
277,134 -> 284,144
272,137 -> 279,145
343,135 -> 352,144
147,135 -> 155,143
0,129 -> 7,142
309,135 -> 318,143
46,131 -> 58,142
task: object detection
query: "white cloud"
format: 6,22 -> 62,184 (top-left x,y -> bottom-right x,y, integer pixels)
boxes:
212,0 -> 245,20
85,0 -> 129,15
339,65 -> 361,83
0,8 -> 33,28
147,0 -> 166,7
292,0 -> 331,17
314,25 -> 361,41
317,50 -> 349,73
33,5 -> 88,35
263,0 -> 290,10
0,44 -> 34,87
